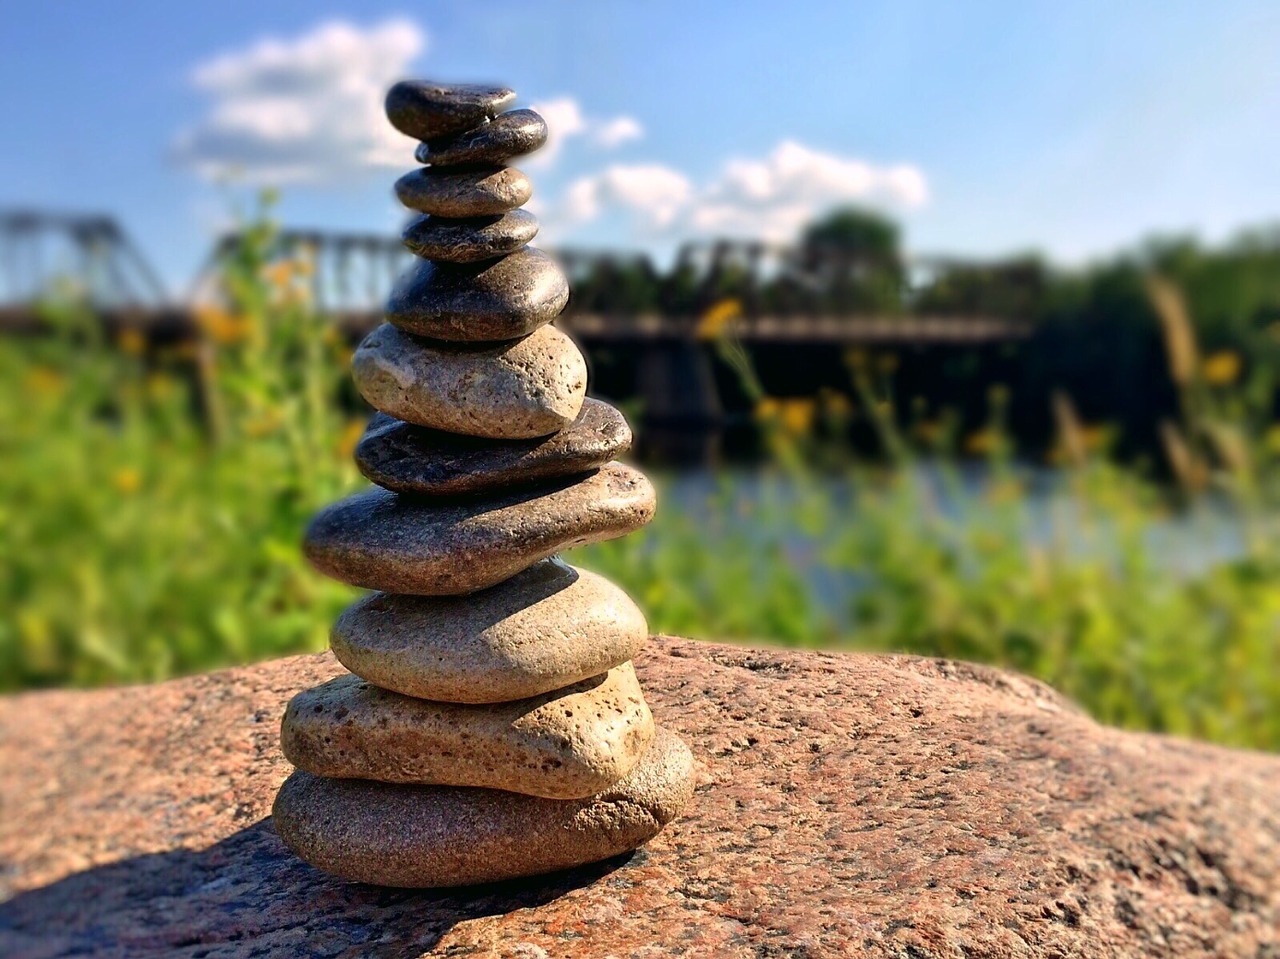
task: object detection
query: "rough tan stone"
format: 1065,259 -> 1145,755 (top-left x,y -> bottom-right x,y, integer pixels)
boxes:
401,210 -> 538,264
352,322 -> 586,439
5,638 -> 1278,957
274,726 -> 691,888
385,247 -> 568,342
354,399 -> 632,497
331,559 -> 647,702
280,664 -> 652,799
303,462 -> 656,595
394,166 -> 533,218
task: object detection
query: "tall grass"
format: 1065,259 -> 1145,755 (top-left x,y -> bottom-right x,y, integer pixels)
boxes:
1,211 -> 1278,750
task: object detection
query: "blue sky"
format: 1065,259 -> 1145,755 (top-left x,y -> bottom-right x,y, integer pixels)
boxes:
3,1 -> 1279,292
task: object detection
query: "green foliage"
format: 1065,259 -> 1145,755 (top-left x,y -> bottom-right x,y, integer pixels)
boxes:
2,200 -> 1279,754
0,207 -> 363,688
582,466 -> 1280,751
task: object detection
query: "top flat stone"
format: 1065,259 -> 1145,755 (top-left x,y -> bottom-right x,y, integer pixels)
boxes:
354,399 -> 633,497
416,109 -> 548,168
394,166 -> 533,218
385,80 -> 515,141
303,461 -> 656,595
385,247 -> 568,341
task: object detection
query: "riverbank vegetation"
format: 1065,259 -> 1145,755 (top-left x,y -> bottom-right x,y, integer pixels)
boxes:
2,205 -> 1279,752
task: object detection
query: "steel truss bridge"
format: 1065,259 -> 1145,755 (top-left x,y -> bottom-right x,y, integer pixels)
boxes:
0,211 -> 1030,459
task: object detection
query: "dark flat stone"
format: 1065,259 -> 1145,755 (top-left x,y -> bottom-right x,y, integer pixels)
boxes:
395,166 -> 533,217
416,109 -> 547,167
402,210 -> 538,263
355,399 -> 632,496
386,247 -> 568,341
385,80 -> 515,141
303,462 -> 655,595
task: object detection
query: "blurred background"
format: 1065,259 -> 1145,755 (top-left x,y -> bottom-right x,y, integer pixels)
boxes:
3,1 -> 1279,750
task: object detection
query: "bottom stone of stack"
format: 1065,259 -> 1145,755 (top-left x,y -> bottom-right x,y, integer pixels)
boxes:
272,727 -> 693,888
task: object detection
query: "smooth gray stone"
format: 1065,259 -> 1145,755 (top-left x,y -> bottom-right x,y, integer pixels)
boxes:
303,462 -> 656,595
401,210 -> 538,264
272,727 -> 694,888
330,559 -> 648,703
354,399 -> 632,497
394,166 -> 532,218
280,664 -> 653,798
385,80 -> 515,141
416,109 -> 547,167
386,247 -> 568,342
352,323 -> 586,440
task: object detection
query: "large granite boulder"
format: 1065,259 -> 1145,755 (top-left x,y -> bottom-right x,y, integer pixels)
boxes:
1,636 -> 1277,958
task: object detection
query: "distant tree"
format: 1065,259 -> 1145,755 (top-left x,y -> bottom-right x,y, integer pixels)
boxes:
793,208 -> 905,314
801,208 -> 902,268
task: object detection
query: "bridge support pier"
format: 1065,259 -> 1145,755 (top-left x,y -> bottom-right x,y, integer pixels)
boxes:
635,341 -> 722,464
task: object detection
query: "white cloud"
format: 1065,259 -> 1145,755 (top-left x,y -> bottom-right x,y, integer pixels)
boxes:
593,116 -> 644,149
527,96 -> 644,167
173,19 -> 425,184
543,140 -> 928,244
559,165 -> 693,228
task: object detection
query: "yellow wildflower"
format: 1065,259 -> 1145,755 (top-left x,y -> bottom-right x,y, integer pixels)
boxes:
819,390 -> 852,418
146,374 -> 178,402
695,298 -> 742,340
336,419 -> 366,460
779,398 -> 816,436
116,327 -> 147,356
113,468 -> 142,495
245,411 -> 283,438
1265,424 -> 1280,455
264,260 -> 296,289
26,366 -> 64,395
964,429 -> 998,456
914,420 -> 941,444
876,352 -> 899,374
844,348 -> 868,371
755,397 -> 780,421
1081,425 -> 1109,452
1202,350 -> 1241,386
195,305 -> 253,345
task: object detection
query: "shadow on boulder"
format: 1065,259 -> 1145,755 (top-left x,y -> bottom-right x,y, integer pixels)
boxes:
0,817 -> 638,958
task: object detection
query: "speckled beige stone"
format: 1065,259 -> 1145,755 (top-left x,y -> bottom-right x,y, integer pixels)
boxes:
303,462 -> 655,595
331,559 -> 647,703
280,664 -> 653,799
394,166 -> 533,218
273,726 -> 693,888
352,323 -> 586,439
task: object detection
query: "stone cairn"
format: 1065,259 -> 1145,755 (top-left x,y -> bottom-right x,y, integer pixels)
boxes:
271,81 -> 695,888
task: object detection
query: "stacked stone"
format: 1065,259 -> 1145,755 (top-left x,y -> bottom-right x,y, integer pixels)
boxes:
271,81 -> 694,888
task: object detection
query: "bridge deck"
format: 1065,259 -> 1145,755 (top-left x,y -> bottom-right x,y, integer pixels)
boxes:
0,304 -> 1029,346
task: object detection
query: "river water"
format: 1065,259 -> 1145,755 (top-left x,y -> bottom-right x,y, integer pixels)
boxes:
648,463 -> 1262,625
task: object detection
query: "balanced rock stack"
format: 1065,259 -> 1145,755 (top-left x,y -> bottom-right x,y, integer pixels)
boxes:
271,81 -> 695,888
